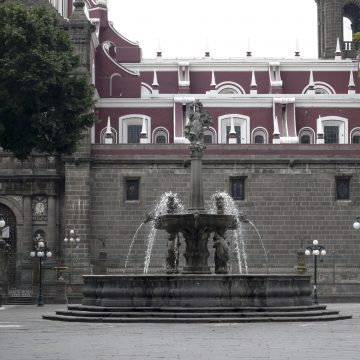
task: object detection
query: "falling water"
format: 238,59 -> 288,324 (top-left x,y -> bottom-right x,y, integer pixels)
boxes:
247,220 -> 270,274
209,191 -> 248,274
123,222 -> 144,273
143,192 -> 184,274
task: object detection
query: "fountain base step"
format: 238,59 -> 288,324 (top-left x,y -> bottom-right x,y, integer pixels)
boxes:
43,305 -> 352,323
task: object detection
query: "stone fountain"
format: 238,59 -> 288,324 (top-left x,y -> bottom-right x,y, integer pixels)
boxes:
44,101 -> 351,322
156,100 -> 236,275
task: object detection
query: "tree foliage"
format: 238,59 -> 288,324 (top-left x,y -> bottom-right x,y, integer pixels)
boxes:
354,32 -> 360,43
0,2 -> 97,159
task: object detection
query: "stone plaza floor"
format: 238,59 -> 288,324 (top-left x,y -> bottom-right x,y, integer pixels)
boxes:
0,303 -> 359,360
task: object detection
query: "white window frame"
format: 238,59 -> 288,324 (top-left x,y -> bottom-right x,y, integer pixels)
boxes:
203,127 -> 217,144
302,81 -> 336,94
110,73 -> 122,97
218,115 -> 250,144
216,81 -> 245,95
152,127 -> 169,144
320,116 -> 348,144
119,115 -> 151,144
298,127 -> 315,144
251,127 -> 268,144
350,127 -> 360,144
99,127 -> 118,144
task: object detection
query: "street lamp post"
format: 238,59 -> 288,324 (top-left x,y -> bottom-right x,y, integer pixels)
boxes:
0,215 -> 8,307
30,234 -> 52,306
305,239 -> 326,305
64,229 -> 80,283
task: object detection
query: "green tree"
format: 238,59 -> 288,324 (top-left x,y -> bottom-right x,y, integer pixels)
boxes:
353,32 -> 360,43
0,2 -> 97,159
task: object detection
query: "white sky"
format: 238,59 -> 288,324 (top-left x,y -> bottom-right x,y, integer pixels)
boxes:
106,0 -> 322,59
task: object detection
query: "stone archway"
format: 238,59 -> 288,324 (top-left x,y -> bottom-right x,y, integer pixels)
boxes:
0,204 -> 17,291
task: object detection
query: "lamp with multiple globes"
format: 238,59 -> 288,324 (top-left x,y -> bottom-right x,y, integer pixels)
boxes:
305,239 -> 326,305
30,235 -> 52,306
0,214 -> 6,307
64,229 -> 80,283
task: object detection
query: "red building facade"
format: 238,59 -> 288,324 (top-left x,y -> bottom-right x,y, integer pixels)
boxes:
1,0 -> 360,303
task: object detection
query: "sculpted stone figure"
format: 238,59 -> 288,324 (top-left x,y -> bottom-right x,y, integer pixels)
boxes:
184,100 -> 212,147
213,232 -> 230,274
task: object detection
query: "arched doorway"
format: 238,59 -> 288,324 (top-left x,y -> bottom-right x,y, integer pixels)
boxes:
0,204 -> 17,292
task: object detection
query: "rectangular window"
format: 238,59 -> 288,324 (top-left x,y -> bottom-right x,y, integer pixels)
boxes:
336,177 -> 350,200
125,178 -> 140,201
226,126 -> 241,144
128,125 -> 142,144
230,177 -> 245,200
324,126 -> 339,144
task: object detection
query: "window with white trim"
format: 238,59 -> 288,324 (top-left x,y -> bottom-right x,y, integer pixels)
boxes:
153,128 -> 169,144
303,82 -> 336,95
218,115 -> 250,144
119,115 -> 151,144
100,127 -> 118,144
298,128 -> 315,144
203,128 -> 216,144
351,128 -> 360,144
319,117 -> 348,144
216,82 -> 245,95
252,127 -> 268,144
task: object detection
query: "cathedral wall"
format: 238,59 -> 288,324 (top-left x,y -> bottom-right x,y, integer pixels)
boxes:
87,147 -> 360,283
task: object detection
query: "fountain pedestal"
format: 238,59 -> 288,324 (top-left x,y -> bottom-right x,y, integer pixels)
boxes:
156,213 -> 236,274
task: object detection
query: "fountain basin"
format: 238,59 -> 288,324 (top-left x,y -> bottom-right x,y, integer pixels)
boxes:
82,274 -> 312,307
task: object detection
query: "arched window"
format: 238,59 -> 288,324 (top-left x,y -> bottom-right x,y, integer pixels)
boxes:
100,127 -> 118,144
119,115 -> 151,144
110,73 -> 122,97
216,82 -> 245,95
152,127 -> 169,144
203,128 -> 217,144
350,128 -> 360,144
298,127 -> 315,144
303,82 -> 336,95
251,127 -> 268,144
218,115 -> 250,144
343,3 -> 360,43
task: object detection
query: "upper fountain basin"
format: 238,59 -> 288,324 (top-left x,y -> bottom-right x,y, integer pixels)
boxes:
155,213 -> 237,233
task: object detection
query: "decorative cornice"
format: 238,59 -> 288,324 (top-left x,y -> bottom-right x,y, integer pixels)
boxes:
95,94 -> 360,109
122,59 -> 356,72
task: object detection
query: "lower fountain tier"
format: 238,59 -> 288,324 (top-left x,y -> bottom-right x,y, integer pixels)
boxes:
82,274 -> 312,307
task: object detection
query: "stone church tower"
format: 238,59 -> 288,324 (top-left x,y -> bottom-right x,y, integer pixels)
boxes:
316,0 -> 360,58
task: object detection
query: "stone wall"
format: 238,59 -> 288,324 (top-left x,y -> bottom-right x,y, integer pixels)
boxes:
87,145 -> 360,282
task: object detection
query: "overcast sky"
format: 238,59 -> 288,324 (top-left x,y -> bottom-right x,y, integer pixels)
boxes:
106,0 -> 322,59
